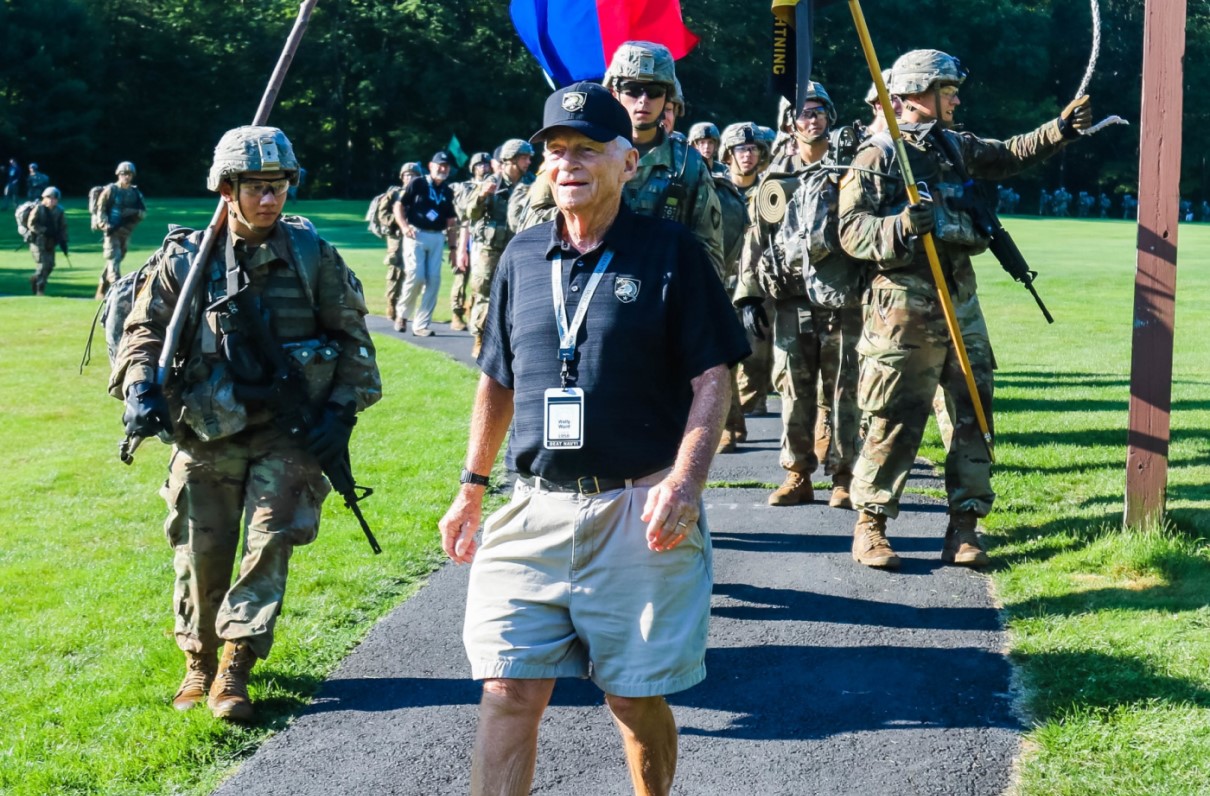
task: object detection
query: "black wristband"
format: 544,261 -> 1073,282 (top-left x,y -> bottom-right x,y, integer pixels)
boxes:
460,468 -> 490,487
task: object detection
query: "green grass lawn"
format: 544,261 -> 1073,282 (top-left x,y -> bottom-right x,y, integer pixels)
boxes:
1,200 -> 1208,794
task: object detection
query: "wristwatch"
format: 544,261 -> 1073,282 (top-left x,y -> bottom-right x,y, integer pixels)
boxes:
460,468 -> 490,487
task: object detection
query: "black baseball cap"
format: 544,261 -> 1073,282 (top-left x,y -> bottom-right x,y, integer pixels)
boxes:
430,151 -> 452,165
530,82 -> 632,145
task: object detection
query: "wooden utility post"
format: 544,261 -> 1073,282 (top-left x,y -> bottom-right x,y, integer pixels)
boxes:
1124,0 -> 1186,527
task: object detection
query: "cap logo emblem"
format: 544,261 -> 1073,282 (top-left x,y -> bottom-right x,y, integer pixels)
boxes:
562,92 -> 587,113
614,276 -> 641,303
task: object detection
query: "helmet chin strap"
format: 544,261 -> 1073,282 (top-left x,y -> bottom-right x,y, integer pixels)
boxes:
634,120 -> 660,132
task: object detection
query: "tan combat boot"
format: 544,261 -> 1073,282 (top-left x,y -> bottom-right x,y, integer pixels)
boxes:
768,471 -> 814,506
852,511 -> 900,569
471,334 -> 483,358
716,429 -> 738,454
394,317 -> 407,333
942,511 -> 990,567
208,641 -> 257,722
814,412 -> 832,466
449,312 -> 467,332
829,473 -> 853,510
386,304 -> 396,322
171,650 -> 217,711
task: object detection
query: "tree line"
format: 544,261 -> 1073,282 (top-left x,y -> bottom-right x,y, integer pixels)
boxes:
1,0 -> 1204,201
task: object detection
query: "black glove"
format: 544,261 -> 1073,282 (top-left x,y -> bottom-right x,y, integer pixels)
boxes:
305,402 -> 356,463
739,300 -> 770,341
1059,94 -> 1093,140
896,196 -> 935,237
123,381 -> 173,438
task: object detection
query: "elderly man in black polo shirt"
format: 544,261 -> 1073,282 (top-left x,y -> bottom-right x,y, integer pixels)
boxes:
394,150 -> 458,336
439,83 -> 749,796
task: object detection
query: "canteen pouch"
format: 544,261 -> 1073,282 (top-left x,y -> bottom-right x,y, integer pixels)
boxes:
180,360 -> 249,442
932,182 -> 990,254
285,339 -> 342,409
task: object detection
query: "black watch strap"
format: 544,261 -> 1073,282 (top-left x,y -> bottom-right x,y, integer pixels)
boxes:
460,468 -> 490,487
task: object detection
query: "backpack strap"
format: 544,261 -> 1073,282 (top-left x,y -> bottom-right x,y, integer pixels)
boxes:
279,215 -> 322,308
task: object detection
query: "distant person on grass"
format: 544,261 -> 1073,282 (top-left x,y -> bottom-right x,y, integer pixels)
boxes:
4,158 -> 19,208
394,150 -> 457,336
438,83 -> 748,796
27,186 -> 67,296
109,126 -> 381,723
95,161 -> 147,299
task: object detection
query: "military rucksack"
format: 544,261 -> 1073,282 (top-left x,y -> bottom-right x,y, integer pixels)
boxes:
14,200 -> 38,242
777,167 -> 867,309
712,175 -> 748,278
88,185 -> 108,232
365,187 -> 400,238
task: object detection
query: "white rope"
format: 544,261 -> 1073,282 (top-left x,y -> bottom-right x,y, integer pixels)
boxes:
1076,0 -> 1100,99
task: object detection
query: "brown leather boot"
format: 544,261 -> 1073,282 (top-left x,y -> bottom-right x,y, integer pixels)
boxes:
768,471 -> 814,506
394,317 -> 407,333
829,473 -> 853,510
208,641 -> 257,722
942,511 -> 990,567
814,412 -> 832,466
716,429 -> 738,454
449,313 -> 467,332
171,650 -> 217,711
852,511 -> 900,569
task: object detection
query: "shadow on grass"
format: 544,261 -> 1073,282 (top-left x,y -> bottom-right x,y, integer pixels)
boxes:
0,264 -> 102,299
1013,649 -> 1210,720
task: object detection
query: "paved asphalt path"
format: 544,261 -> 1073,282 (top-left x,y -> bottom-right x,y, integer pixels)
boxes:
213,318 -> 1020,796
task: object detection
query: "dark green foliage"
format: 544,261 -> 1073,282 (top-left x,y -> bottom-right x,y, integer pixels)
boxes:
0,0 -> 1200,199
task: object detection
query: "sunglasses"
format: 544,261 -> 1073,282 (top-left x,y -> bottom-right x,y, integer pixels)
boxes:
618,82 -> 667,100
798,106 -> 829,120
237,178 -> 291,198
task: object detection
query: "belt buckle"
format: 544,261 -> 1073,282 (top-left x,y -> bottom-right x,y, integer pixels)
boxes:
577,476 -> 601,496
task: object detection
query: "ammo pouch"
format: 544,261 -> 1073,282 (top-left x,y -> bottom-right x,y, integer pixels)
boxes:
179,360 -> 249,442
283,338 -> 342,410
932,182 -> 990,255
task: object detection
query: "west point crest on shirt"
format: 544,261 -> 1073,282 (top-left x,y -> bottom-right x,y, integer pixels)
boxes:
614,276 -> 641,303
562,92 -> 587,113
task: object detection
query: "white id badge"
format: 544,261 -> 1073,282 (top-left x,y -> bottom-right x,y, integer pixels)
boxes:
544,387 -> 584,449
425,208 -> 439,222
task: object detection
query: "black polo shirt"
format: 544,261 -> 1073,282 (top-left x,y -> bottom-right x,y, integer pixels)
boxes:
398,175 -> 456,231
478,203 -> 750,481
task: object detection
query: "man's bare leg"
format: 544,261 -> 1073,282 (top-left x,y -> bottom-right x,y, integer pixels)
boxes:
604,694 -> 677,796
471,678 -> 555,796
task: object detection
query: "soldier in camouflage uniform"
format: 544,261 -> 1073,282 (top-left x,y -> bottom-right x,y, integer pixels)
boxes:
466,139 -> 534,356
449,153 -> 492,332
385,162 -> 423,324
688,122 -> 724,175
96,161 -> 147,299
110,126 -> 382,721
839,49 -> 1093,569
25,162 -> 49,200
26,186 -> 68,296
735,83 -> 863,508
604,41 -> 724,279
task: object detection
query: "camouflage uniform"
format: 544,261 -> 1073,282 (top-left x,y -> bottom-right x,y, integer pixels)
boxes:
385,163 -> 422,322
839,117 -> 1068,521
26,167 -> 48,200
448,178 -> 478,324
110,127 -> 382,666
28,194 -> 67,294
99,168 -> 147,286
467,169 -> 534,336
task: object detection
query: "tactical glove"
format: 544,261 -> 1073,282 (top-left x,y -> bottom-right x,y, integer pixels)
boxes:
737,299 -> 770,341
305,402 -> 357,463
1059,95 -> 1093,139
123,381 -> 173,438
896,196 -> 935,238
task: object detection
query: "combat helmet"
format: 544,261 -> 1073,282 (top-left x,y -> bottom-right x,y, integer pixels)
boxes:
667,77 -> 686,117
41,186 -> 60,200
499,139 -> 535,161
467,152 -> 491,171
603,40 -> 676,88
400,161 -> 424,178
887,49 -> 966,96
688,122 -> 720,144
720,122 -> 771,167
798,81 -> 837,123
207,126 -> 300,192
866,70 -> 894,106
115,161 -> 137,177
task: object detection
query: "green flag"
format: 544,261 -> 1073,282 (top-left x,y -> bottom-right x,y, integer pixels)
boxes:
447,135 -> 469,168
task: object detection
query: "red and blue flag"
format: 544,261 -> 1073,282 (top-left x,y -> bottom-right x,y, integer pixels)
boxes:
510,0 -> 699,87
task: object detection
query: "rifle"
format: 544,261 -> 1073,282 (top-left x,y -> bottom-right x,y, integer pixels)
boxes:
929,130 -> 1054,324
221,281 -> 382,555
120,0 -> 319,464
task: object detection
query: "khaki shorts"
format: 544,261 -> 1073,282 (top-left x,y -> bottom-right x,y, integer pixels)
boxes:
463,475 -> 712,698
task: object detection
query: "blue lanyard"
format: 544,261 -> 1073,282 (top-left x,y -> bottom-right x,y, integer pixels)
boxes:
551,249 -> 614,384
